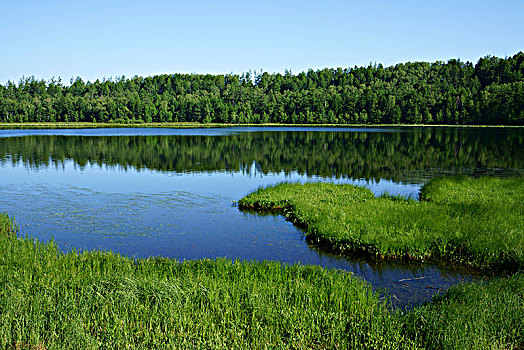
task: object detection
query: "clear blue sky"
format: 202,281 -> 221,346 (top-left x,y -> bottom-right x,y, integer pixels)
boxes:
1,0 -> 522,85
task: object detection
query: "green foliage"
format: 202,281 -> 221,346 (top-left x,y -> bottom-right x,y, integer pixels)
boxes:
1,53 -> 523,125
238,177 -> 524,271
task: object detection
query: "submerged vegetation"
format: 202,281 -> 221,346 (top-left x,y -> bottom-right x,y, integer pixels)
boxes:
1,53 -> 523,125
239,176 -> 524,272
0,213 -> 522,349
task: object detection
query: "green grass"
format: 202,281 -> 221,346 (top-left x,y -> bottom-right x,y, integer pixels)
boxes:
0,213 -> 522,348
403,273 -> 524,349
0,214 -> 17,235
239,176 -> 524,272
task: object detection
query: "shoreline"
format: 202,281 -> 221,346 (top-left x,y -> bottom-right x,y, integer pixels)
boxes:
0,122 -> 523,130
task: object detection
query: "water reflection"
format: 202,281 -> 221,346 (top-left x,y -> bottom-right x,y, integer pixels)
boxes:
0,127 -> 522,181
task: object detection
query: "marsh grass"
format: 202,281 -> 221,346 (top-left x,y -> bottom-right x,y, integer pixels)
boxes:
0,213 -> 411,349
0,213 -> 17,235
403,273 -> 524,349
0,213 -> 522,348
238,176 -> 524,272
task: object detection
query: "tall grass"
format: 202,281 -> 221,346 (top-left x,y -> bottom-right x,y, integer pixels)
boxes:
403,273 -> 524,349
0,213 -> 411,349
0,213 -> 522,348
238,176 -> 524,272
0,213 -> 17,235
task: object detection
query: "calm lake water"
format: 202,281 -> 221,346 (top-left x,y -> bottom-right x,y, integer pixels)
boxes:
0,126 -> 522,307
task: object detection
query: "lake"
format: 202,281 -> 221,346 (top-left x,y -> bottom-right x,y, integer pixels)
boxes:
0,126 -> 522,307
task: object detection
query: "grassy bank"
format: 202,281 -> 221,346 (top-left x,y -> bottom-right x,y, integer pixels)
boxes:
239,177 -> 524,272
0,214 -> 522,348
0,214 -> 409,349
0,122 -> 523,129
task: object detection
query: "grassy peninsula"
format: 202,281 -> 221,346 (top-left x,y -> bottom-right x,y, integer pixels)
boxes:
0,214 -> 523,348
239,176 -> 524,272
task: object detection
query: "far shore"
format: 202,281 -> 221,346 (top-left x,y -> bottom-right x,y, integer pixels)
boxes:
0,122 -> 523,130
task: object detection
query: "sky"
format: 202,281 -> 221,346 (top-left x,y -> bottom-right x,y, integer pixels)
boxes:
1,0 -> 523,85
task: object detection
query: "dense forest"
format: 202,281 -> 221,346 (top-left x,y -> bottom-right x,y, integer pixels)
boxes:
0,53 -> 523,125
2,129 -> 522,182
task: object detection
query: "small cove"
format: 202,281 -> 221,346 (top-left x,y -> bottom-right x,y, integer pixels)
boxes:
0,126 -> 522,308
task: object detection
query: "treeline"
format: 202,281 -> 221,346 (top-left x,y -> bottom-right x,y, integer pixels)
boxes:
0,53 -> 523,125
2,129 -> 522,182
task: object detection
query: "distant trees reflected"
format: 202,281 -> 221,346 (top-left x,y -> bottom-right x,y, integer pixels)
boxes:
1,128 -> 522,183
